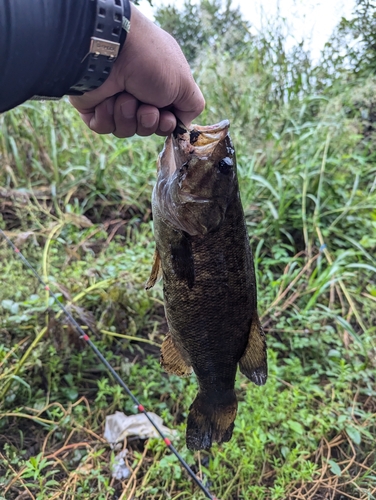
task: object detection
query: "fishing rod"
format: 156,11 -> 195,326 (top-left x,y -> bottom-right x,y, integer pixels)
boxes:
0,227 -> 217,500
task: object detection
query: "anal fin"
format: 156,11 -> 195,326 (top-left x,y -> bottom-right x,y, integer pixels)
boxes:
145,248 -> 163,290
239,311 -> 267,386
160,333 -> 192,377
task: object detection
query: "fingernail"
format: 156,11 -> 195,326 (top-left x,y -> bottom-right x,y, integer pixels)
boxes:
141,113 -> 158,129
121,99 -> 137,119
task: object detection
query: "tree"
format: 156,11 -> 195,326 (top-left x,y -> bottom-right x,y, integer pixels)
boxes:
154,0 -> 252,65
323,0 -> 376,78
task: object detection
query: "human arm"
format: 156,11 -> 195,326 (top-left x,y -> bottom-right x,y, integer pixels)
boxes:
0,0 -> 205,136
0,0 -> 94,112
69,3 -> 205,137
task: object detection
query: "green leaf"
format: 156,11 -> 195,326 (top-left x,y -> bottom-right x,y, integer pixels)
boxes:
287,420 -> 304,434
346,263 -> 376,273
64,388 -> 78,401
10,302 -> 20,314
1,299 -> 14,310
328,459 -> 341,476
9,375 -> 31,391
337,415 -> 347,425
328,349 -> 341,358
20,471 -> 36,479
346,426 -> 361,445
251,174 -> 280,199
45,479 -> 60,487
281,446 -> 290,458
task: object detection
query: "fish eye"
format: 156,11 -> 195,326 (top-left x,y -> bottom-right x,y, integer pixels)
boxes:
217,157 -> 233,175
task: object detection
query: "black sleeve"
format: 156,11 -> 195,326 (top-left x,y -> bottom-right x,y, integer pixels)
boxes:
0,0 -> 96,113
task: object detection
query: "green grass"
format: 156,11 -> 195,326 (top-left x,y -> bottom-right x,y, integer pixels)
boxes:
1,35 -> 376,500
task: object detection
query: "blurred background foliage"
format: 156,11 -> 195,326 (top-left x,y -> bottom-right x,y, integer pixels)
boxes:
154,0 -> 253,64
1,1 -> 376,499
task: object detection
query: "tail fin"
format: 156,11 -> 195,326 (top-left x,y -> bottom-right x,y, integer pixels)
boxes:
186,390 -> 237,451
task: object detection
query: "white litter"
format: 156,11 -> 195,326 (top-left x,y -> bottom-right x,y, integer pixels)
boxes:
104,411 -> 176,480
111,449 -> 131,480
104,411 -> 176,445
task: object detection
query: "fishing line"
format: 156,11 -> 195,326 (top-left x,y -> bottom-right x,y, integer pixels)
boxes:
0,227 -> 216,500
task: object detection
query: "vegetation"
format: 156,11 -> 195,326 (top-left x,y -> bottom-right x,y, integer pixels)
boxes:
331,0 -> 376,77
154,0 -> 251,64
1,1 -> 375,499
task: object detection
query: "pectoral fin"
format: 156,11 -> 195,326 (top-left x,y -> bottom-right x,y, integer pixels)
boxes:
145,249 -> 163,290
160,333 -> 193,377
239,311 -> 267,386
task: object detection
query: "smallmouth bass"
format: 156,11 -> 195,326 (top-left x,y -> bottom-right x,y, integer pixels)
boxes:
146,120 -> 267,451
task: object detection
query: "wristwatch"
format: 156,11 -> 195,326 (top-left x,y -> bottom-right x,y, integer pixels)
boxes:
68,0 -> 131,95
31,0 -> 131,102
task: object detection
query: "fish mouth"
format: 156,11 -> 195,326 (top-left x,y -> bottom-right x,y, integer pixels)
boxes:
192,121 -> 229,158
160,120 -> 231,178
176,120 -> 230,156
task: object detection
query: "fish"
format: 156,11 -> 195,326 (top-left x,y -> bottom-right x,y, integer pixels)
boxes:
146,120 -> 267,451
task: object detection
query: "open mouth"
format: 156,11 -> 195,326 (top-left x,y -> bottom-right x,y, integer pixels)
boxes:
191,120 -> 229,150
174,120 -> 230,157
174,120 -> 229,148
161,120 -> 230,178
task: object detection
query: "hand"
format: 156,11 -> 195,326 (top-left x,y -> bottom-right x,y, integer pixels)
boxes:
69,4 -> 205,137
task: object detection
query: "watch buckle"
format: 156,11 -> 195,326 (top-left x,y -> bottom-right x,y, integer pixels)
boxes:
90,37 -> 120,58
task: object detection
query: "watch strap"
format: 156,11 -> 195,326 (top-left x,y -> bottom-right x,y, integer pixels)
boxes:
68,0 -> 130,95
